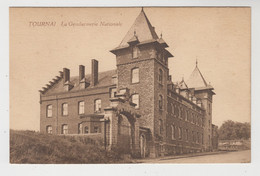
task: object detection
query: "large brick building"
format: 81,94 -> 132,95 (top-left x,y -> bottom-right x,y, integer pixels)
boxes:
39,9 -> 218,158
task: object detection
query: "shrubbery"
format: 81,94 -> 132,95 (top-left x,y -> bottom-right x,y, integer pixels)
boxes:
10,130 -> 129,164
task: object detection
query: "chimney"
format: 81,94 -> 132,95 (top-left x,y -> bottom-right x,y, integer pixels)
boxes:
79,65 -> 90,89
91,59 -> 98,86
63,68 -> 73,91
63,68 -> 70,84
79,65 -> 85,81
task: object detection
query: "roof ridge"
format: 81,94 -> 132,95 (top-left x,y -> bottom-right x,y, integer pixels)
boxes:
195,66 -> 208,86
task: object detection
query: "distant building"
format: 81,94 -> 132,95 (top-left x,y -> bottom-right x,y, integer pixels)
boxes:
39,9 -> 217,158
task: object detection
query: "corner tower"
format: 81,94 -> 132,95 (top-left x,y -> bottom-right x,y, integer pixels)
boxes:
186,61 -> 215,151
110,9 -> 173,157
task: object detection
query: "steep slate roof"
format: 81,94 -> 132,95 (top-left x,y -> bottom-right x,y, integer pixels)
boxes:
186,65 -> 208,89
178,79 -> 189,90
44,69 -> 117,95
119,9 -> 159,48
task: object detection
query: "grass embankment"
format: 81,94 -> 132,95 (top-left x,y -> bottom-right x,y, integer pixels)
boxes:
10,130 -> 126,164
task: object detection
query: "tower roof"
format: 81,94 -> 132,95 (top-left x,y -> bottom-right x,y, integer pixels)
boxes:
119,9 -> 159,48
186,61 -> 215,93
186,65 -> 208,88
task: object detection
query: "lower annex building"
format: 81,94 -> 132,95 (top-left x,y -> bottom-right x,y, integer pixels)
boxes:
39,9 -> 218,158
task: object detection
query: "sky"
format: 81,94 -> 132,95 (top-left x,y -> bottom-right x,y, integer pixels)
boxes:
9,7 -> 251,131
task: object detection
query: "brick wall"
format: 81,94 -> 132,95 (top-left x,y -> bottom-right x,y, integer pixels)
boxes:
40,86 -> 112,134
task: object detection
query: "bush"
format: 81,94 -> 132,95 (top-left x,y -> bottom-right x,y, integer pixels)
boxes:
10,130 -> 130,164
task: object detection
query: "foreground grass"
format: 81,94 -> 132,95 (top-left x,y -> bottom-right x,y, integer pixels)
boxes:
10,130 -> 127,164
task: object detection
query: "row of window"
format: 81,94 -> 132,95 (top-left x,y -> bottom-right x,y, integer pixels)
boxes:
46,125 -> 69,134
132,46 -> 167,66
46,93 -> 140,117
130,67 -> 164,85
170,125 -> 204,144
46,99 -> 102,117
158,119 -> 203,144
169,103 -> 204,127
46,124 -> 100,134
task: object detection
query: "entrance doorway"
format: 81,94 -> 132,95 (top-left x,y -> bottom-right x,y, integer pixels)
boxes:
140,134 -> 146,158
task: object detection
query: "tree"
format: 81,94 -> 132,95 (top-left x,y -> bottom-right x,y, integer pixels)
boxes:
218,120 -> 250,140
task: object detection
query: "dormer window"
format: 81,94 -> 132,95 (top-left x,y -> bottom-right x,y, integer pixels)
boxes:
132,46 -> 138,59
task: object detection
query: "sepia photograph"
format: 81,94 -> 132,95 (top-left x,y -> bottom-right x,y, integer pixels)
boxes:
9,7 -> 251,164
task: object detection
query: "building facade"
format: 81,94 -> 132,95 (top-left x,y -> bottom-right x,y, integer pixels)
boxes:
39,9 -> 217,158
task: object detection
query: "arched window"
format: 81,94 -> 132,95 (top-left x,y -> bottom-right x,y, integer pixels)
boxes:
186,129 -> 189,141
94,99 -> 101,113
159,119 -> 163,135
131,68 -> 139,83
186,111 -> 188,121
158,69 -> 163,84
78,101 -> 84,115
94,126 -> 99,133
46,105 -> 52,117
171,125 -> 175,140
178,107 -> 181,118
172,104 -> 175,115
84,126 -> 89,134
197,132 -> 200,143
159,95 -> 163,110
176,105 -> 179,117
132,94 -> 139,109
46,125 -> 52,134
208,104 -> 211,115
62,124 -> 68,134
62,103 -> 68,116
178,127 -> 182,140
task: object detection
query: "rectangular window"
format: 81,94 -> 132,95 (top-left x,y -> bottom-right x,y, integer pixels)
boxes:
78,101 -> 84,114
132,94 -> 139,109
62,103 -> 68,116
94,99 -> 101,113
47,105 -> 52,117
131,68 -> 139,83
62,124 -> 68,134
